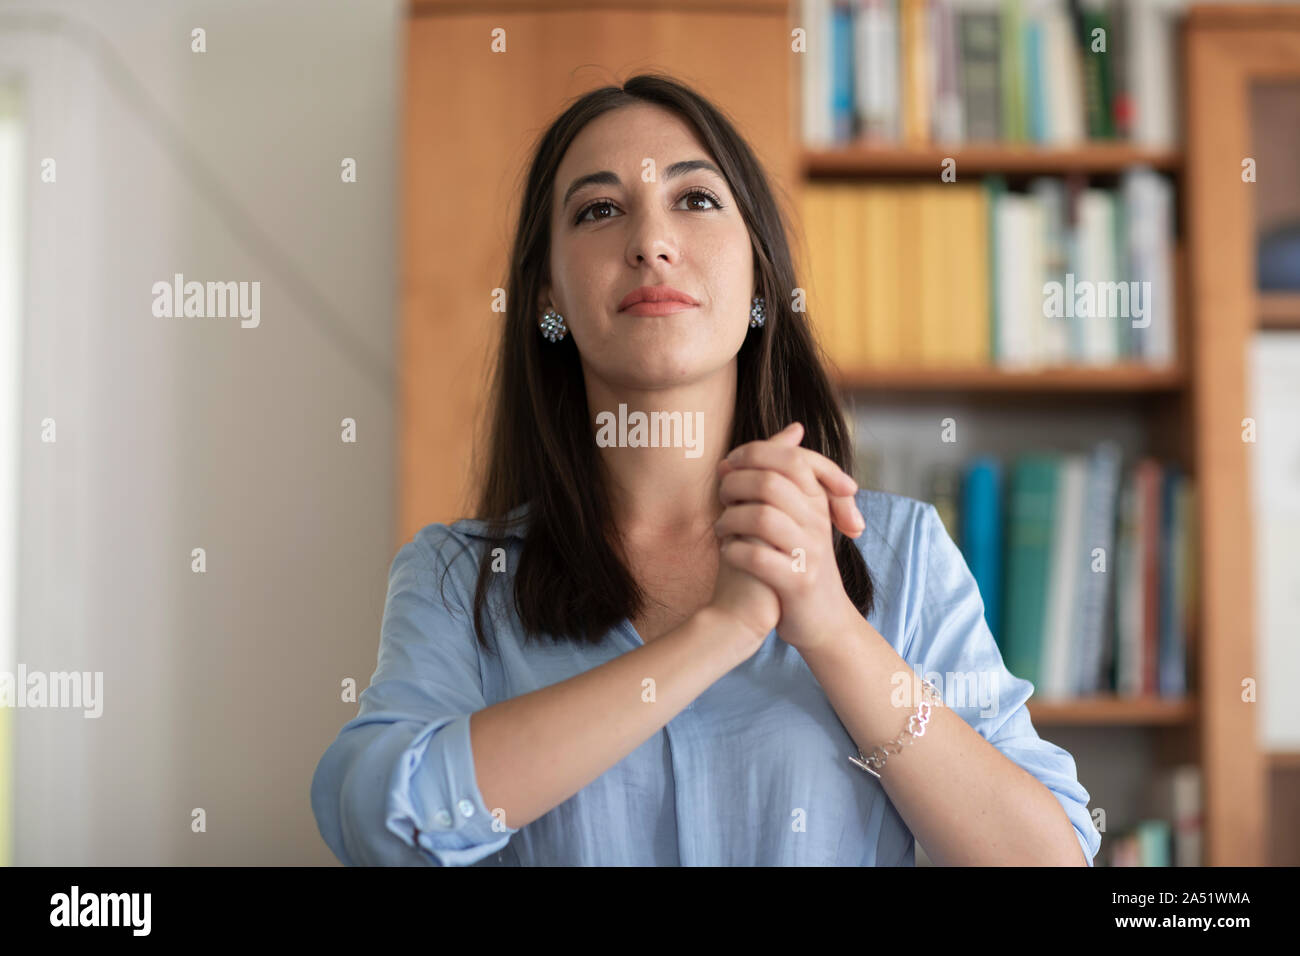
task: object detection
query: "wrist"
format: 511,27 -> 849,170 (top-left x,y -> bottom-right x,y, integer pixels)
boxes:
693,605 -> 766,665
794,598 -> 868,660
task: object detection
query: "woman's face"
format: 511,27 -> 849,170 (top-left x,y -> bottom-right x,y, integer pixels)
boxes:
542,102 -> 755,392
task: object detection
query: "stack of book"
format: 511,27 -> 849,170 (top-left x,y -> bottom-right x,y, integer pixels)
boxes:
855,441 -> 1195,699
801,168 -> 1176,369
1102,764 -> 1203,865
800,0 -> 1182,148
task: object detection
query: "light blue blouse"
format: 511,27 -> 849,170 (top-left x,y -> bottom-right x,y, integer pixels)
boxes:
310,488 -> 1101,866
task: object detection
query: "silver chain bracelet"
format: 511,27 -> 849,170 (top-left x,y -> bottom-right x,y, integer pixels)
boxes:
848,676 -> 943,779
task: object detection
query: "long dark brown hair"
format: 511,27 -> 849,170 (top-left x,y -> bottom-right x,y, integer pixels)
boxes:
462,72 -> 874,651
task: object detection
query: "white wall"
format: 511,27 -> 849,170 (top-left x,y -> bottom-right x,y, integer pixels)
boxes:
0,0 -> 404,864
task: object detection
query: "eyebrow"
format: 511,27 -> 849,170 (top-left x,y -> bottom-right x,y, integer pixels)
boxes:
561,159 -> 726,210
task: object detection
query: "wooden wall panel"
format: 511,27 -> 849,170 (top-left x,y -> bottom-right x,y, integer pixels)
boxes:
400,1 -> 794,543
1183,7 -> 1300,864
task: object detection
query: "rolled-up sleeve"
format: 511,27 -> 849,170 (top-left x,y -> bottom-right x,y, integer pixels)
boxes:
902,503 -> 1101,866
310,530 -> 520,866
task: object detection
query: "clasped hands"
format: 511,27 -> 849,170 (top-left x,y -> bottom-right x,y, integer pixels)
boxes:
713,421 -> 865,652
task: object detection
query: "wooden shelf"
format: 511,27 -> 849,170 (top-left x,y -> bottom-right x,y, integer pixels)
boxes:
802,143 -> 1183,177
1028,696 -> 1195,726
1259,293 -> 1300,329
833,363 -> 1186,392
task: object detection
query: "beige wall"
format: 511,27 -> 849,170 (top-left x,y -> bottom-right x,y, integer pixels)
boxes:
2,0 -> 403,864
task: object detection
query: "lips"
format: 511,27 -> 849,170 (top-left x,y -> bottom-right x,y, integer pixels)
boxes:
617,285 -> 699,312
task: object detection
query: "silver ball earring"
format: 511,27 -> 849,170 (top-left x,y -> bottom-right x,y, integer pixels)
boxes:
749,296 -> 766,328
539,306 -> 568,343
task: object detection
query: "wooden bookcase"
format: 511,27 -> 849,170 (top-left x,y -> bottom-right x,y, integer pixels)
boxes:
400,0 -> 1288,864
1183,2 -> 1300,867
790,4 -> 1300,866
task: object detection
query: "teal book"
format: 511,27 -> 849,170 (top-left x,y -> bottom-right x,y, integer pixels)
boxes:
1001,454 -> 1060,688
961,456 -> 1004,644
1136,819 -> 1172,867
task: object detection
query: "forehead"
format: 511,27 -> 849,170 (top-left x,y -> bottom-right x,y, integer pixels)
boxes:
555,103 -> 715,186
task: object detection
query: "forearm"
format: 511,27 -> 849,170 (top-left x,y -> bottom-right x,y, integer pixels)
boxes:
472,607 -> 752,830
799,612 -> 1088,866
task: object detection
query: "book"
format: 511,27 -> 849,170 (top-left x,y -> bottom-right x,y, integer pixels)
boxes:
1138,458 -> 1162,696
831,182 -> 866,366
931,0 -> 964,141
958,5 -> 1002,140
1159,465 -> 1189,696
1072,440 -> 1123,695
801,0 -> 835,146
1041,453 -> 1088,698
856,0 -> 901,140
862,185 -> 906,364
901,0 -> 932,144
801,0 -> 1181,147
1002,453 -> 1059,688
960,456 -> 1004,642
1113,463 -> 1143,695
999,0 -> 1026,141
832,1 -> 858,142
1152,763 -> 1203,867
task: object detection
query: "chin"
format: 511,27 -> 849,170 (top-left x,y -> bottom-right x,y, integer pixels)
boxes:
613,352 -> 723,389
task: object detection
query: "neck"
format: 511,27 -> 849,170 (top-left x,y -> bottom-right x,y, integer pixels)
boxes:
585,363 -> 736,544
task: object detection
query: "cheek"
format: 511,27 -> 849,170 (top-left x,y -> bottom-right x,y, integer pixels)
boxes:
705,233 -> 755,316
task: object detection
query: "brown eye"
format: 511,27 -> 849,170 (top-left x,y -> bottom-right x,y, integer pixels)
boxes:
575,200 -> 620,225
679,188 -> 724,211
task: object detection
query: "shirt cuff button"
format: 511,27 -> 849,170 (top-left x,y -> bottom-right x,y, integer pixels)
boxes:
457,799 -> 475,818
433,809 -> 453,828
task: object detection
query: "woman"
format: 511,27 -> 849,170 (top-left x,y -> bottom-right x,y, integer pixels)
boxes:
310,74 -> 1098,866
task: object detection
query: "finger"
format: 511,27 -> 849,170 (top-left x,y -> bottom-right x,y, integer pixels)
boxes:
719,536 -> 790,594
723,437 -> 858,501
714,503 -> 803,555
722,467 -> 864,543
719,422 -> 803,474
829,493 -> 865,537
719,467 -> 815,523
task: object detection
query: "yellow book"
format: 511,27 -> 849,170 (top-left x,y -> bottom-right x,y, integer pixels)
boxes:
843,186 -> 872,368
931,184 -> 966,366
799,184 -> 837,361
863,185 -> 904,367
901,0 -> 930,146
830,183 -> 864,369
958,186 -> 991,365
854,187 -> 876,366
918,184 -> 949,365
894,185 -> 923,364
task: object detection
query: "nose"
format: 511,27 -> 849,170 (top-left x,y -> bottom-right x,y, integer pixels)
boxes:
624,203 -> 679,268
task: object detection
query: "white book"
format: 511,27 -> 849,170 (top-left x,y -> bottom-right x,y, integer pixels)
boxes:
801,0 -> 835,146
1072,441 -> 1123,695
1042,0 -> 1084,145
1076,189 -> 1120,365
1127,0 -> 1184,148
1041,455 -> 1088,699
1021,197 -> 1047,364
1031,178 -> 1070,362
1123,169 -> 1176,366
996,194 -> 1040,367
858,0 -> 900,141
